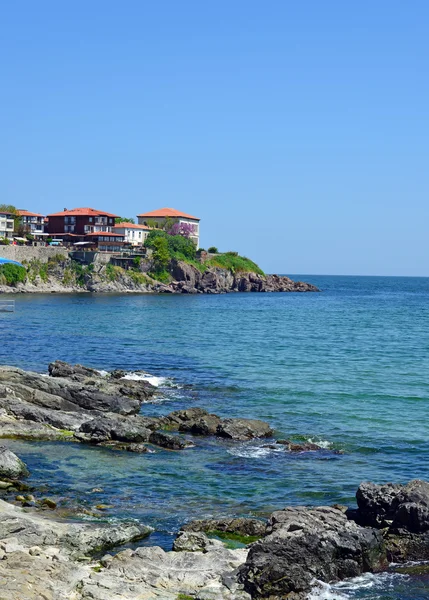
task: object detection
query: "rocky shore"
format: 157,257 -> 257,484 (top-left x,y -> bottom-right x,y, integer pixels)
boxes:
0,256 -> 319,294
0,361 -> 428,599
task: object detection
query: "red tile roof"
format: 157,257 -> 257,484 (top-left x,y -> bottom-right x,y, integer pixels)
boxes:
17,209 -> 45,217
47,207 -> 119,218
137,207 -> 199,220
113,223 -> 151,230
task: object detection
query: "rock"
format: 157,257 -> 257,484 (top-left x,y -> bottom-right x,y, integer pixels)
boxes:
238,506 -> 386,599
182,518 -> 266,538
41,498 -> 57,510
79,544 -> 250,600
48,360 -> 100,381
0,481 -> 12,490
162,408 -> 273,441
216,419 -> 273,441
173,531 -> 224,552
77,414 -> 152,445
0,446 -> 29,480
0,498 -> 152,557
276,439 -> 323,452
149,431 -> 195,450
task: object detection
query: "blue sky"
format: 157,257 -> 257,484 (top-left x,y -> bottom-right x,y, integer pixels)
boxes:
1,1 -> 428,275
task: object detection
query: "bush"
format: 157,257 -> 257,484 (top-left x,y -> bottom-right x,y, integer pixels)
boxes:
0,263 -> 26,285
0,237 -> 10,245
145,230 -> 196,261
207,246 -> 218,253
205,253 -> 264,275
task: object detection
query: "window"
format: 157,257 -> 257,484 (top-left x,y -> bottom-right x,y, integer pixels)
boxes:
89,217 -> 93,222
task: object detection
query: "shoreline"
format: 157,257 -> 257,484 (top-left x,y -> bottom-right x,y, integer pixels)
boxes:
0,362 -> 428,598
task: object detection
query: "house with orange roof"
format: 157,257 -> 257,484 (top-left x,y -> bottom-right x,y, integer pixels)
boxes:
137,208 -> 200,247
17,209 -> 46,238
113,222 -> 152,247
47,207 -> 119,237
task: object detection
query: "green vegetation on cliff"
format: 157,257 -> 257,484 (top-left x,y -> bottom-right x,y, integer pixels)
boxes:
204,252 -> 264,275
0,263 -> 27,285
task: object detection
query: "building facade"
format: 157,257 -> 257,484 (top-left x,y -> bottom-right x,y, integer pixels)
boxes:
137,208 -> 200,247
17,210 -> 46,237
113,223 -> 151,246
0,212 -> 14,240
47,207 -> 119,237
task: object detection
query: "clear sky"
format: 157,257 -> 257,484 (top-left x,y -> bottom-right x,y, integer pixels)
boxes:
1,1 -> 428,275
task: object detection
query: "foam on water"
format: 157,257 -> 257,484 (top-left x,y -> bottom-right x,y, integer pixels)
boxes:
121,373 -> 169,387
308,572 -> 410,599
307,438 -> 333,449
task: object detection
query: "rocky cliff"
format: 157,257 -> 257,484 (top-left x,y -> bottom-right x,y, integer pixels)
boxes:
0,256 -> 319,294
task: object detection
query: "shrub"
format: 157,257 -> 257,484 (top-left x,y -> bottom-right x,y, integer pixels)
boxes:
0,263 -> 26,285
205,253 -> 264,275
0,237 -> 10,245
207,246 -> 218,253
145,230 -> 196,261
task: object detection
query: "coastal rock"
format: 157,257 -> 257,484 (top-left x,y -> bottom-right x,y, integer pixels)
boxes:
173,531 -> 224,552
238,506 -> 386,599
149,430 -> 195,450
0,498 -> 152,556
79,545 -> 250,600
216,418 -> 273,441
182,517 -> 266,538
355,479 -> 429,533
0,446 -> 29,479
162,408 -> 273,441
77,414 -> 152,444
276,439 -> 325,452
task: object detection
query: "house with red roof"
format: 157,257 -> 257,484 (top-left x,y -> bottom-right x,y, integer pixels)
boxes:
46,207 -> 125,251
137,208 -> 200,247
113,222 -> 152,246
17,209 -> 46,238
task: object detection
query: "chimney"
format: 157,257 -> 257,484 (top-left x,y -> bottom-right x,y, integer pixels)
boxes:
64,208 -> 68,211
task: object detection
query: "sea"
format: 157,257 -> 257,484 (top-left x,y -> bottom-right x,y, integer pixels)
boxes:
2,275 -> 429,599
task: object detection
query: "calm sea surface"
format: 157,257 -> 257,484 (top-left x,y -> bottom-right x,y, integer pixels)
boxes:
2,275 -> 429,599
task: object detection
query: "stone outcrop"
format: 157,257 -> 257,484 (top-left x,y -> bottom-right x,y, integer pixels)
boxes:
352,479 -> 429,561
181,517 -> 266,538
160,408 -> 274,441
238,506 -> 386,599
0,364 -> 274,453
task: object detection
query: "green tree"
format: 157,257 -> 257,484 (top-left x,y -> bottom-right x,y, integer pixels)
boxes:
208,246 -> 218,254
115,217 -> 135,224
152,236 -> 170,271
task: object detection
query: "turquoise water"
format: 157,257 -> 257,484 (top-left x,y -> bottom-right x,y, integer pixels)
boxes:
2,275 -> 429,598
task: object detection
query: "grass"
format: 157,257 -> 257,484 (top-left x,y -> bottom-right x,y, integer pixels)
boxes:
205,252 -> 264,275
206,530 -> 261,548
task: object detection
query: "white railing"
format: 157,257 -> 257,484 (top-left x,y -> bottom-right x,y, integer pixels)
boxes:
0,299 -> 15,312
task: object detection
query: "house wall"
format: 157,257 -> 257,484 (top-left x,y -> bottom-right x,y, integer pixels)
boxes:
48,215 -> 116,236
115,226 -> 149,245
0,214 -> 15,239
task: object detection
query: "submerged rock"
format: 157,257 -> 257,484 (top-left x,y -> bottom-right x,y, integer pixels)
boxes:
173,531 -> 224,552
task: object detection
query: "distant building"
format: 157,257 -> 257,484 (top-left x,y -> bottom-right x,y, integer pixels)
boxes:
0,212 -> 14,240
47,207 -> 119,237
47,207 -> 124,251
17,210 -> 46,238
137,208 -> 200,247
113,223 -> 152,246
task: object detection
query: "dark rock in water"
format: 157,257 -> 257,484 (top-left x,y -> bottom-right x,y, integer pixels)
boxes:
162,408 -> 273,441
48,361 -> 100,381
179,413 -> 221,436
0,446 -> 29,480
149,431 -> 195,450
276,439 -> 323,452
238,506 -> 386,599
216,418 -> 273,441
77,415 -> 152,444
355,479 -> 429,533
182,517 -> 266,538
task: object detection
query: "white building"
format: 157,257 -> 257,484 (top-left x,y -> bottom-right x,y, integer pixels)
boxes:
137,208 -> 200,247
113,222 -> 152,246
17,210 -> 46,238
0,212 -> 15,240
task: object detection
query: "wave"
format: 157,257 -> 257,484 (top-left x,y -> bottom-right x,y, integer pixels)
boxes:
308,572 -> 410,599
